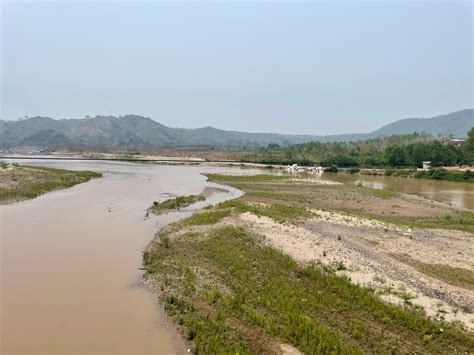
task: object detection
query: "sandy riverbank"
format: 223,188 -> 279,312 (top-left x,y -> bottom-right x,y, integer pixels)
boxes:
141,173 -> 474,353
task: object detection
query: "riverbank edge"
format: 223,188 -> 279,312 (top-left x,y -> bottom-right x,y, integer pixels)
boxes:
141,182 -> 244,353
0,164 -> 102,204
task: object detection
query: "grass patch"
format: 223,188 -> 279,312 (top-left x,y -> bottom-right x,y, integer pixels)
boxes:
393,254 -> 474,290
342,209 -> 474,234
159,233 -> 171,248
0,164 -> 102,203
217,199 -> 312,223
183,209 -> 231,225
355,184 -> 399,199
144,225 -> 474,353
435,211 -> 474,232
150,194 -> 205,214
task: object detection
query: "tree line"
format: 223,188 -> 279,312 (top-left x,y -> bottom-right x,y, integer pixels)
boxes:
241,129 -> 474,168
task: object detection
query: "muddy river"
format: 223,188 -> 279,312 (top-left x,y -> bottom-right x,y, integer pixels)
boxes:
324,173 -> 474,210
0,160 -> 250,355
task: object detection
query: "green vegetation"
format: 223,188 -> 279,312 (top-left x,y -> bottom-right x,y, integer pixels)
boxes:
414,169 -> 474,183
339,208 -> 474,234
347,167 -> 360,174
217,199 -> 312,224
0,164 -> 102,203
144,225 -> 474,353
392,254 -> 474,291
2,110 -> 472,150
150,194 -> 206,214
159,233 -> 171,248
355,184 -> 399,199
143,173 -> 474,352
384,168 -> 417,177
183,209 -> 231,225
324,165 -> 339,173
181,199 -> 313,225
464,127 -> 474,163
240,129 -> 474,168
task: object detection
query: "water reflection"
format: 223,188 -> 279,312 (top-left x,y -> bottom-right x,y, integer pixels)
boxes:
323,173 -> 473,210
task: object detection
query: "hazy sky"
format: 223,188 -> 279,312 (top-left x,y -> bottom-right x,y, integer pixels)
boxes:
1,1 -> 472,135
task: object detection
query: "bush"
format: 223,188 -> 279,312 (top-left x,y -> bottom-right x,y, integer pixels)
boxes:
159,233 -> 171,248
414,169 -> 474,183
325,165 -> 338,173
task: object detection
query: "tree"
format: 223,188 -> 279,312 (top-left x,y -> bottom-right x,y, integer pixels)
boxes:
406,142 -> 432,167
385,146 -> 406,166
463,128 -> 474,164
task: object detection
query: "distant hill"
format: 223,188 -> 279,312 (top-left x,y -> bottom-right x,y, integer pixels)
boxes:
0,115 -> 317,150
371,109 -> 473,138
310,109 -> 473,143
0,109 -> 472,150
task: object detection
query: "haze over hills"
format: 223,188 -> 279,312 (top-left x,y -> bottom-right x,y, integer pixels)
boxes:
0,109 -> 472,150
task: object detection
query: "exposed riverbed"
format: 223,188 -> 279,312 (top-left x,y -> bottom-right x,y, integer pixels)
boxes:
0,160 -> 249,354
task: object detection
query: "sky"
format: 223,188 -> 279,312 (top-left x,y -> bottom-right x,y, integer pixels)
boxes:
1,1 -> 472,135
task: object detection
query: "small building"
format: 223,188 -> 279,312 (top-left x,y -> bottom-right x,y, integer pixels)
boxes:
422,161 -> 431,170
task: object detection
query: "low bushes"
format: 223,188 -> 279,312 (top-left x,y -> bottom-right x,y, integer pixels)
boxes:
324,165 -> 338,173
414,169 -> 474,183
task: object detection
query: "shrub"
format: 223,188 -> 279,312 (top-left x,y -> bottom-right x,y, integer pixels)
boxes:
325,165 -> 338,173
334,260 -> 347,271
414,169 -> 474,183
159,233 -> 171,248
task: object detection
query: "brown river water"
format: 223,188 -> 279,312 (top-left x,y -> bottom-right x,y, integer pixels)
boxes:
1,160 -> 472,354
324,173 -> 474,210
0,160 -> 250,355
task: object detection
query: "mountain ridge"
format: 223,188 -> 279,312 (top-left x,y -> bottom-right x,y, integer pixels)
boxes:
0,109 -> 472,150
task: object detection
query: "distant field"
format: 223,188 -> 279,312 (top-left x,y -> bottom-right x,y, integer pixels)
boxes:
0,163 -> 102,203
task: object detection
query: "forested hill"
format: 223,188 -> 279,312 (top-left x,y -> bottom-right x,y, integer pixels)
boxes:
371,109 -> 473,138
0,115 -> 318,150
0,109 -> 472,150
